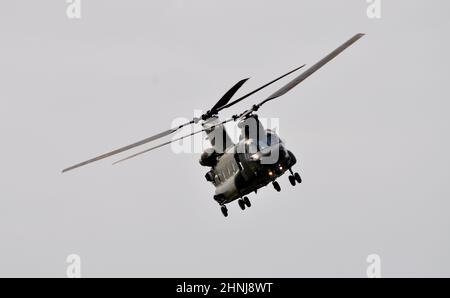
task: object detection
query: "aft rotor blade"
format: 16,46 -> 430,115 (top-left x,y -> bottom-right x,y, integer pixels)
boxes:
218,64 -> 306,111
210,78 -> 249,113
113,118 -> 235,165
62,120 -> 196,173
62,79 -> 248,173
257,33 -> 365,107
62,79 -> 249,173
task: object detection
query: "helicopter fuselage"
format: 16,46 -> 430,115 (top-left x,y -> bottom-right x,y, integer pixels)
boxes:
200,115 -> 299,208
61,34 -> 364,218
210,143 -> 297,205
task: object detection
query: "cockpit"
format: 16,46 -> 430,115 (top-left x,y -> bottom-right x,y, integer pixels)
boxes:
266,130 -> 281,146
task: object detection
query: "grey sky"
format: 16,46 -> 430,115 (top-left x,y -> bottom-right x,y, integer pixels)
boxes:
0,0 -> 449,277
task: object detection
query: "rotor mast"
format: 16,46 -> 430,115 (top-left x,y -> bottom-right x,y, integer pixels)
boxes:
62,33 -> 365,173
202,116 -> 234,154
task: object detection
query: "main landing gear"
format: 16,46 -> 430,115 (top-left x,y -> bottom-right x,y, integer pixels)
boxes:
220,196 -> 252,217
271,169 -> 302,192
220,205 -> 228,217
238,197 -> 251,211
288,169 -> 302,186
272,181 -> 281,192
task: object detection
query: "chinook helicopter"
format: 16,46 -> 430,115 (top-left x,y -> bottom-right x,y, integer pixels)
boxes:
63,33 -> 364,217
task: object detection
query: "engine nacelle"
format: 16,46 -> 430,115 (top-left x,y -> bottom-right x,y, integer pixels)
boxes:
205,170 -> 215,182
199,148 -> 218,167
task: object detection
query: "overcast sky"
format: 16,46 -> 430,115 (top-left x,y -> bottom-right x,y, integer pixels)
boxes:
0,0 -> 449,277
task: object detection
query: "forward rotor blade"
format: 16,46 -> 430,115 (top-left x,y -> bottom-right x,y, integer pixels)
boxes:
210,78 -> 249,113
112,118 -> 235,165
62,79 -> 248,173
62,120 -> 196,173
218,64 -> 306,111
257,33 -> 365,107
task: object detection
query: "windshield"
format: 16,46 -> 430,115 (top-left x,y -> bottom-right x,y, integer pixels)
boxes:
256,132 -> 280,150
242,132 -> 281,154
266,132 -> 280,146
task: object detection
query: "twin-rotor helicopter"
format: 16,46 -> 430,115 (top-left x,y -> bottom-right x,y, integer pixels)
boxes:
63,33 -> 365,217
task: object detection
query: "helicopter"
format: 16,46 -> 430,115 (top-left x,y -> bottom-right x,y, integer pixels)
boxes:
62,33 -> 365,217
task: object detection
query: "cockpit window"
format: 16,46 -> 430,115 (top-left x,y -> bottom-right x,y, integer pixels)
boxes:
245,139 -> 258,154
266,132 -> 280,146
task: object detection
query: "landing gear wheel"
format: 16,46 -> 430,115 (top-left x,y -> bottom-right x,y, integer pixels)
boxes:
221,205 -> 228,217
243,197 -> 251,208
289,175 -> 296,186
238,199 -> 246,210
294,172 -> 302,183
273,181 -> 281,192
